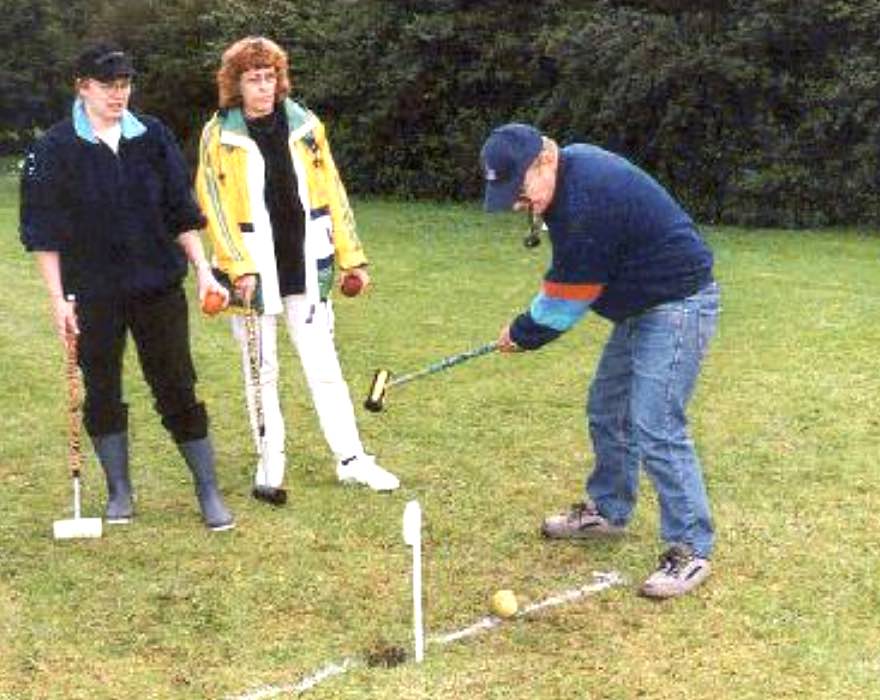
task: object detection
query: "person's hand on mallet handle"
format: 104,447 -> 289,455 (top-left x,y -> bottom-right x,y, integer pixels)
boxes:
497,324 -> 522,353
234,273 -> 258,305
51,295 -> 79,342
340,266 -> 370,297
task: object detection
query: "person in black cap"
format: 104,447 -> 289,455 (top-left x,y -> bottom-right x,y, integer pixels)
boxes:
481,123 -> 720,599
19,41 -> 236,531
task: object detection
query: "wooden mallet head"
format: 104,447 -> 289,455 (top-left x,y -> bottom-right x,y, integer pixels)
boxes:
364,369 -> 392,412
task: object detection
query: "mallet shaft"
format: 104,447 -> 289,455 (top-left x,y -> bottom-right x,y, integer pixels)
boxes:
244,301 -> 265,441
65,329 -> 83,479
388,341 -> 499,389
364,341 -> 498,412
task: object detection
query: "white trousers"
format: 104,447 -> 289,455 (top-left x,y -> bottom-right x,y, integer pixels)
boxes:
232,296 -> 365,488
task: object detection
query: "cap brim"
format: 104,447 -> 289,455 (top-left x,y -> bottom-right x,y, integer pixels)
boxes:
82,57 -> 136,82
95,68 -> 135,81
483,178 -> 521,213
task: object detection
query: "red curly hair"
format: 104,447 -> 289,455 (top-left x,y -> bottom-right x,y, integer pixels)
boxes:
217,36 -> 291,109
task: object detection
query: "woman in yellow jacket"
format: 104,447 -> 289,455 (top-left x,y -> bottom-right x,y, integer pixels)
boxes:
196,36 -> 399,504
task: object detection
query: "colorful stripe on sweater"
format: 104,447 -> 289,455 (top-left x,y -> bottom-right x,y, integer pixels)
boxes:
510,281 -> 603,350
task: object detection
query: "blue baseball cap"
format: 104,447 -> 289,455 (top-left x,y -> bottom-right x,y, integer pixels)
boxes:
480,123 -> 543,212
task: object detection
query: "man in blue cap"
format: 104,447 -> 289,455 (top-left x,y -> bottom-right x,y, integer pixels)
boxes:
481,123 -> 720,598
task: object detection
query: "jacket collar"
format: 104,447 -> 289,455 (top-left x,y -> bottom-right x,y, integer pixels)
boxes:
72,98 -> 146,143
218,98 -> 315,146
543,148 -> 567,227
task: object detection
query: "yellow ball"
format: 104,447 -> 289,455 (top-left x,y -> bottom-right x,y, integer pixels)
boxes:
490,589 -> 518,618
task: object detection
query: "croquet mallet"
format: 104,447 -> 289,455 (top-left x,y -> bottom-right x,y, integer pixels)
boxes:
53,327 -> 103,540
364,341 -> 499,413
243,298 -> 266,453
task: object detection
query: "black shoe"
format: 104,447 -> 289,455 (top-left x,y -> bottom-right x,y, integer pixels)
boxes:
252,485 -> 288,506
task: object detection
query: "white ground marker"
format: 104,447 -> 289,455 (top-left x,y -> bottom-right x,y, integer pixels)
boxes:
402,499 -> 424,663
229,503 -> 625,700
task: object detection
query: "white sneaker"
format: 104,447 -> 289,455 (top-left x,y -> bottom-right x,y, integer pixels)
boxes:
541,501 -> 626,539
336,454 -> 400,492
640,545 -> 711,599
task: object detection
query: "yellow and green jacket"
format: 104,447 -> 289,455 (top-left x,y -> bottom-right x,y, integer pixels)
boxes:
195,99 -> 366,314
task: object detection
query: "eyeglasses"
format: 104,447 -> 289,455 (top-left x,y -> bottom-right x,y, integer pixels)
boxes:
242,71 -> 277,86
93,78 -> 133,93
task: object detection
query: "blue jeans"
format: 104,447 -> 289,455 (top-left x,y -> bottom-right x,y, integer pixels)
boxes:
586,282 -> 719,558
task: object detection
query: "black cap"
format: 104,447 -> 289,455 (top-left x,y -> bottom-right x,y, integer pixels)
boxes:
74,43 -> 135,81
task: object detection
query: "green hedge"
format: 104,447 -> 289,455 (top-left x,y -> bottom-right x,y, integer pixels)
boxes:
2,0 -> 878,227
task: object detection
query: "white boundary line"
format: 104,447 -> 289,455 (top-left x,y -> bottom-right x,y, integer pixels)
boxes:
228,571 -> 624,700
229,659 -> 358,700
431,570 -> 625,645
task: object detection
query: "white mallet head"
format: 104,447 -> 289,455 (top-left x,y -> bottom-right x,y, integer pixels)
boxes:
53,477 -> 103,540
53,517 -> 103,540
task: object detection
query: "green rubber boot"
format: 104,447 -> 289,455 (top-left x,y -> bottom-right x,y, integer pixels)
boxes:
177,438 -> 235,531
93,432 -> 133,524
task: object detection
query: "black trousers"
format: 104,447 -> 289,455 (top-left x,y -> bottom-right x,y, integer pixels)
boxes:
76,285 -> 208,443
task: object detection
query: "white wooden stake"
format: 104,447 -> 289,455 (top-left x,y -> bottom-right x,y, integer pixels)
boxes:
402,500 -> 424,663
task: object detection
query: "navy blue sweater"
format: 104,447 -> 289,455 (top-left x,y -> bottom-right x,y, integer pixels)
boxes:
20,112 -> 205,301
510,145 -> 713,349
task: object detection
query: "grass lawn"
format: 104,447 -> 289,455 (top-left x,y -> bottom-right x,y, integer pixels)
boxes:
1,160 -> 879,699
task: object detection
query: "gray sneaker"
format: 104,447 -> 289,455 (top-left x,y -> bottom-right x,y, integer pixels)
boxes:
541,501 -> 625,539
640,545 -> 711,599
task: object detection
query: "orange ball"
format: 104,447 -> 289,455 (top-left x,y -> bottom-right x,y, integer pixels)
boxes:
201,289 -> 226,315
340,273 -> 363,297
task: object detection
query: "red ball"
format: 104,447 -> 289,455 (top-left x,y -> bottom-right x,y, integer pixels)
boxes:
340,273 -> 363,297
201,289 -> 226,315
